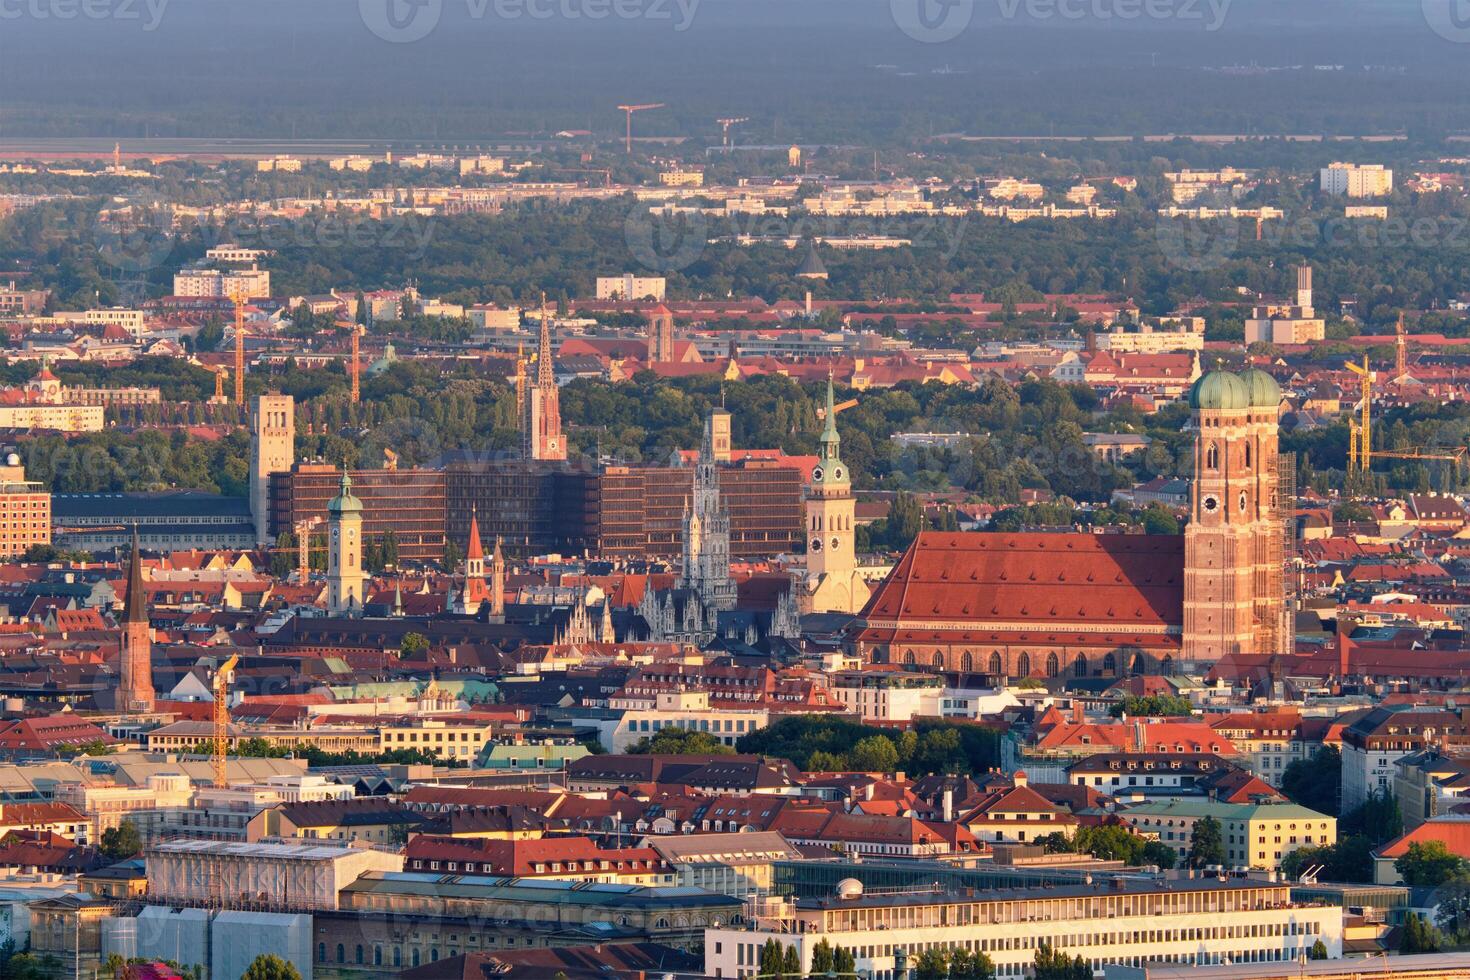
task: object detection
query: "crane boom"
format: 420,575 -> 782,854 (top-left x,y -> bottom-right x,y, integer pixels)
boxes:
212,653 -> 240,789
616,103 -> 665,154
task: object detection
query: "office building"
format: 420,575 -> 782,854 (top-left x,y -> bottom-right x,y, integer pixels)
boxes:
0,455 -> 49,558
270,464 -> 447,564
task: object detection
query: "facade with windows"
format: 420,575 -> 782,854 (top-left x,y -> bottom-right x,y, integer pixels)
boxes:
1118,800 -> 1335,871
705,878 -> 1341,980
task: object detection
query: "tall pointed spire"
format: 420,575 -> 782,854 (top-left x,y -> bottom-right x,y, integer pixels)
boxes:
124,526 -> 147,625
537,293 -> 554,389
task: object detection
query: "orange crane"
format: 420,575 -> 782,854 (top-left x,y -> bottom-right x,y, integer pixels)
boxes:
346,323 -> 364,404
1396,312 -> 1409,380
616,103 -> 664,154
816,397 -> 859,421
717,116 -> 748,148
212,653 -> 239,789
230,292 -> 247,404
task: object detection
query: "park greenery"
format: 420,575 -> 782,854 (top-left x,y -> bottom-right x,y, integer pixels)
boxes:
736,715 -> 1000,775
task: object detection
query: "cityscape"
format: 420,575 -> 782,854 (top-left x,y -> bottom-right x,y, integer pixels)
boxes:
7,2 -> 1470,980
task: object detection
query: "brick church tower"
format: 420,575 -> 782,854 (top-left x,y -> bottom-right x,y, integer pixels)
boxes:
120,527 -> 155,713
1183,369 -> 1285,662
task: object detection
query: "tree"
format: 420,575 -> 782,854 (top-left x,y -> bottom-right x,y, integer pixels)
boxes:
628,728 -> 734,756
847,735 -> 900,773
832,947 -> 856,976
1309,939 -> 1328,960
399,632 -> 429,659
1141,505 -> 1179,535
241,955 -> 303,980
949,948 -> 996,980
1281,746 -> 1341,816
1187,816 -> 1226,869
1108,694 -> 1192,718
758,939 -> 789,979
99,820 -> 141,860
1141,839 -> 1178,869
914,948 -> 949,980
1033,942 -> 1091,980
1401,911 -> 1443,954
782,946 -> 800,977
809,939 -> 835,976
270,531 -> 295,579
1342,789 -> 1403,846
1396,840 -> 1470,887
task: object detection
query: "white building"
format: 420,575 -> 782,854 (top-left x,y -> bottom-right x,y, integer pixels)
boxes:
605,690 -> 768,753
705,877 -> 1341,980
829,669 -> 943,722
1320,163 -> 1393,198
173,267 -> 271,299
596,274 -> 666,301
205,245 -> 271,264
468,305 -> 521,331
52,308 -> 146,340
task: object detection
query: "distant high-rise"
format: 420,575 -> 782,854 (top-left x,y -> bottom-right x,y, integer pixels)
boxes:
1295,264 -> 1313,314
522,303 -> 567,461
120,527 -> 155,713
250,394 -> 295,545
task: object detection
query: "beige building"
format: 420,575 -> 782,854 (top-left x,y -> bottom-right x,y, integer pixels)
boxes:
646,831 -> 802,900
378,718 -> 496,761
1244,265 -> 1325,345
54,771 -> 193,836
172,266 -> 271,298
1119,800 -> 1335,871
596,274 -> 666,301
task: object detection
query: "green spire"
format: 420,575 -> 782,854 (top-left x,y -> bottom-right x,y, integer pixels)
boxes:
812,375 -> 848,490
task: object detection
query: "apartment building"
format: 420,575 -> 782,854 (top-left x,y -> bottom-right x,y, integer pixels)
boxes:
1321,163 -> 1393,198
1119,799 -> 1335,872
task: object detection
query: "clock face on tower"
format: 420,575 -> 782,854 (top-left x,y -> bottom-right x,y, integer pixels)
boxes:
811,467 -> 823,482
1202,494 -> 1220,514
830,537 -> 841,550
810,538 -> 823,553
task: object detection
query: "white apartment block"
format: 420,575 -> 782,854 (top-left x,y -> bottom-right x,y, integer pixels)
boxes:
604,691 -> 768,753
173,267 -> 271,299
329,156 -> 376,172
1320,163 -> 1393,198
596,274 -> 666,301
705,878 -> 1341,980
54,308 -> 146,340
829,670 -> 943,723
205,245 -> 272,264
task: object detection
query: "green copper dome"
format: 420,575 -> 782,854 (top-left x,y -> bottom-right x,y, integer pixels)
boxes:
328,470 -> 362,516
1237,368 -> 1282,409
1188,370 -> 1250,411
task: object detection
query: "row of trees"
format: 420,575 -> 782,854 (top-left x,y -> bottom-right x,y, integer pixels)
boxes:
735,715 -> 1000,776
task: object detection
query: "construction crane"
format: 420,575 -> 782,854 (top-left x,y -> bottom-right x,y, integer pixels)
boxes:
1396,312 -> 1409,380
716,116 -> 748,148
1347,348 -> 1465,474
816,398 -> 859,421
1345,356 -> 1373,472
211,653 -> 239,789
616,103 -> 664,154
210,366 -> 228,404
230,292 -> 247,405
294,516 -> 322,583
344,323 -> 365,404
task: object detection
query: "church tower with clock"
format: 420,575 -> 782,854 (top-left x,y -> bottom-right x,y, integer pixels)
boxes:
802,378 -> 865,615
1182,368 -> 1285,661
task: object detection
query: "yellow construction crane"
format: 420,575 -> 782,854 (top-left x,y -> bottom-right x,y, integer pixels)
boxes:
230,292 -> 247,405
1347,348 -> 1465,473
295,516 -> 322,583
212,653 -> 239,789
1345,356 -> 1372,472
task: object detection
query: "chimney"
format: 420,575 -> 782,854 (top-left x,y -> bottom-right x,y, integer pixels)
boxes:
805,290 -> 813,317
1071,700 -> 1084,723
942,788 -> 954,823
1012,770 -> 1028,789
1133,720 -> 1145,752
